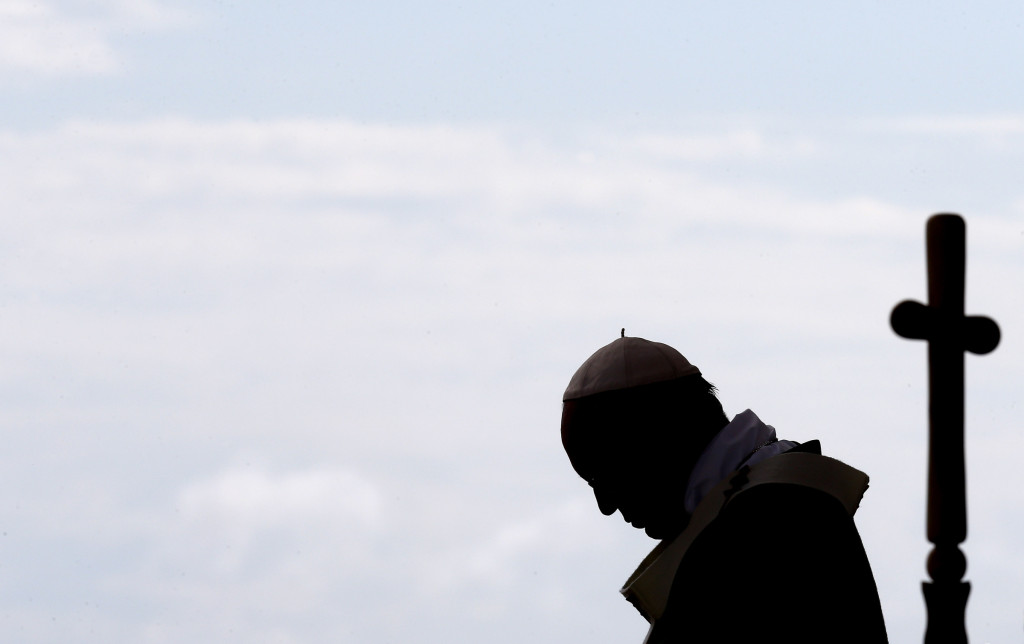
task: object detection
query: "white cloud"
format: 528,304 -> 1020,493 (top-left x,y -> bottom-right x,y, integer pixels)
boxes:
422,498 -> 608,594
0,0 -> 118,74
0,0 -> 188,75
868,114 -> 1024,136
162,465 -> 385,580
605,128 -> 819,162
0,117 -> 919,238
0,115 -> 1021,643
177,465 -> 384,531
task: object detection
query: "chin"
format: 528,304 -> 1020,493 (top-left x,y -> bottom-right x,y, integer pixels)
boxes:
644,517 -> 688,541
643,524 -> 668,539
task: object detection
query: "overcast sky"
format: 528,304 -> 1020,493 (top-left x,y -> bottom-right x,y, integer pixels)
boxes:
2,2 -> 1023,643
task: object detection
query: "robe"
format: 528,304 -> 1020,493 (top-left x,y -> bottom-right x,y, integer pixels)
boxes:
632,441 -> 888,643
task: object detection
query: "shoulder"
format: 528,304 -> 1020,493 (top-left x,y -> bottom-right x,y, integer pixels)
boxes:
788,439 -> 822,455
706,478 -> 857,557
658,476 -> 887,642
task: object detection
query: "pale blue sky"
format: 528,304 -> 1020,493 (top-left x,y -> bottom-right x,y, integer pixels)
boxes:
6,2 -> 1024,125
2,2 -> 1023,643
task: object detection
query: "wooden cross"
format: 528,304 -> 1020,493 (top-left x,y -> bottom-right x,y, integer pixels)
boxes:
890,213 -> 1000,644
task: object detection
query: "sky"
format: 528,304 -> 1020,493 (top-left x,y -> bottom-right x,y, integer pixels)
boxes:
1,1 -> 1023,642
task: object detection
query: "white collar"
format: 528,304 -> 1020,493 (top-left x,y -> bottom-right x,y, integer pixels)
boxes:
683,409 -> 796,514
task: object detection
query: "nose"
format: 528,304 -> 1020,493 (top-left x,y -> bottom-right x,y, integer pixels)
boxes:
592,485 -> 618,516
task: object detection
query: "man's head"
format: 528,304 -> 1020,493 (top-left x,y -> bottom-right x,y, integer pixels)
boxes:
561,337 -> 728,539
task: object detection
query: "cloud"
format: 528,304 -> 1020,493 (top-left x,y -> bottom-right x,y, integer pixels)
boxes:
0,0 -> 188,75
77,464 -> 392,642
603,128 -> 819,162
158,465 -> 386,585
0,116 -> 919,238
175,466 -> 385,542
421,498 -> 609,593
0,115 -> 1021,643
866,114 -> 1024,136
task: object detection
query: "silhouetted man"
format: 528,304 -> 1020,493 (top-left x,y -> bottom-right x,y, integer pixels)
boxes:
561,335 -> 888,643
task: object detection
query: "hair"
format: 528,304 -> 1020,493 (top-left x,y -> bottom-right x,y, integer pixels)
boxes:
561,374 -> 728,479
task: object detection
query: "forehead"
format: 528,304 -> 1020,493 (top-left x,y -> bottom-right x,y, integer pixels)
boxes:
561,398 -> 647,479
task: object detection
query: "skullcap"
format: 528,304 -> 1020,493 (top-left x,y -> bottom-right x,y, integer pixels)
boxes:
562,336 -> 701,401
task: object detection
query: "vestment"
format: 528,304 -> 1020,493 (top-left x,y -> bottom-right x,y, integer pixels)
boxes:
623,411 -> 888,643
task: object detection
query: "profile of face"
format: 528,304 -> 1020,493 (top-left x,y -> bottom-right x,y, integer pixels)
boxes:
562,398 -> 695,540
584,449 -> 691,540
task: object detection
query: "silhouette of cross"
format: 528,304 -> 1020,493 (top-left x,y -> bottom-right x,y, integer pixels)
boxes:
890,213 -> 1000,644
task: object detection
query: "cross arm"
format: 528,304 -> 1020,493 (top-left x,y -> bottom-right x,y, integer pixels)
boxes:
890,300 -> 1000,355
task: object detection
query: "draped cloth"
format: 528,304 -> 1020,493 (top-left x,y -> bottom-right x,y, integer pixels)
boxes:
622,412 -> 888,643
684,409 -> 797,514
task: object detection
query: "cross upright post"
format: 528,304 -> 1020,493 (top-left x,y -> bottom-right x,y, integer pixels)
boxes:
890,213 -> 1000,644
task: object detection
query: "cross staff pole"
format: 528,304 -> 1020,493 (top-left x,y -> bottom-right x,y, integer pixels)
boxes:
890,214 -> 1000,644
